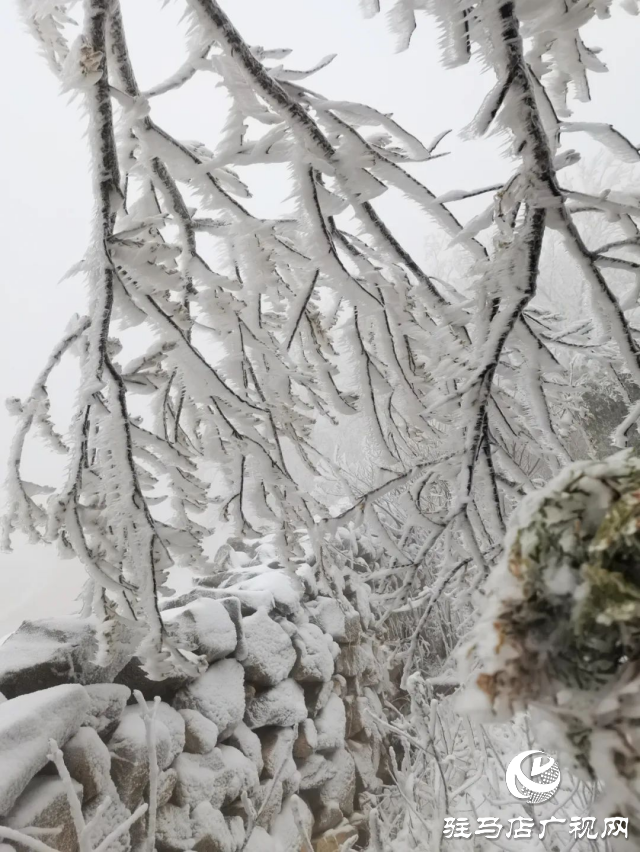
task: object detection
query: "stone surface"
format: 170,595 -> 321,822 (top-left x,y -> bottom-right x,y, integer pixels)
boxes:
293,718 -> 318,759
181,709 -> 219,754
269,795 -> 314,852
227,722 -> 263,774
83,683 -> 131,740
83,785 -> 132,852
6,776 -> 84,852
348,739 -> 381,792
0,683 -> 89,816
163,599 -> 237,663
0,619 -> 131,699
245,679 -> 307,729
319,748 -> 356,817
173,659 -> 245,738
191,802 -> 239,852
218,744 -> 260,797
241,609 -> 296,687
158,768 -> 178,809
172,749 -> 236,809
315,694 -> 347,751
156,802 -> 192,852
291,624 -> 335,684
256,778 -> 283,830
114,657 -> 192,704
297,753 -> 337,791
62,726 -> 111,802
305,597 -> 348,642
303,679 -> 335,718
244,826 -> 276,852
313,824 -> 358,852
260,726 -> 296,778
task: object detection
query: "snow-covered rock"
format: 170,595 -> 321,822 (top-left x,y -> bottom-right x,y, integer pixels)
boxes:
269,795 -> 314,852
62,726 -> 111,802
291,623 -> 335,683
317,748 -> 356,818
245,679 -> 307,729
0,683 -> 89,816
234,570 -> 304,617
5,776 -> 84,852
83,786 -> 133,852
348,739 -> 382,792
0,619 -> 131,698
83,683 -> 131,740
315,693 -> 347,751
306,597 -> 348,642
174,659 -> 245,737
227,721 -> 263,774
156,802 -> 192,852
191,801 -> 242,852
181,709 -> 219,754
244,826 -> 276,852
313,824 -> 359,852
172,749 -> 237,809
297,753 -> 337,790
158,768 -> 178,809
241,609 -> 296,687
303,678 -> 335,718
163,599 -> 237,663
293,718 -> 318,759
260,725 -> 296,778
218,744 -> 260,797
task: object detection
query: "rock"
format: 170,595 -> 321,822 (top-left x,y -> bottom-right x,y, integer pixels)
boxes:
244,826 -> 276,852
256,778 -> 283,831
218,744 -> 260,797
260,726 -> 296,778
163,599 -> 237,663
181,709 -> 219,754
108,705 -> 175,809
313,824 -> 359,852
156,802 -> 192,852
269,795 -> 314,852
227,722 -> 263,774
306,597 -> 348,642
315,694 -> 346,751
298,753 -> 337,790
291,623 -> 335,683
5,776 -> 84,852
83,785 -> 132,852
0,618 -> 132,699
153,701 -> 186,764
158,768 -> 177,808
303,679 -> 335,718
62,727 -> 111,802
348,740 -> 381,792
172,749 -> 236,809
0,683 -> 90,816
114,657 -> 191,704
235,570 -> 304,617
319,748 -> 356,817
313,801 -> 343,834
241,609 -> 296,687
173,659 -> 245,738
294,718 -> 318,759
342,609 -> 362,645
245,679 -> 307,729
191,802 -> 238,852
83,683 -> 131,740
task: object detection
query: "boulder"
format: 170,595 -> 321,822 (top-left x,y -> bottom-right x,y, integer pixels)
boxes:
5,776 -> 84,852
298,753 -> 337,791
0,619 -> 132,699
227,722 -> 263,774
181,709 -> 219,754
260,726 -> 296,778
162,599 -> 237,663
293,718 -> 318,759
241,609 -> 296,687
319,748 -> 356,817
83,785 -> 133,852
62,726 -> 111,802
291,624 -> 335,683
315,694 -> 346,751
114,657 -> 192,704
218,744 -> 260,797
306,597 -> 348,642
173,659 -> 245,738
313,824 -> 358,852
0,683 -> 89,816
156,802 -> 192,852
244,826 -> 276,852
245,679 -> 307,729
83,683 -> 131,740
191,802 -> 241,852
172,749 -> 236,810
269,795 -> 314,852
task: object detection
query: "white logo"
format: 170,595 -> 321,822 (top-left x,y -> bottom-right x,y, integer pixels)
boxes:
506,750 -> 560,804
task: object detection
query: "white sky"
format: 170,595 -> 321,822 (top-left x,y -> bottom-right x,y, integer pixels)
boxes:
0,0 -> 639,634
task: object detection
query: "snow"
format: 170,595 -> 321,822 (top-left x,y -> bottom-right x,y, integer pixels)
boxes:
315,693 -> 347,751
245,679 -> 307,729
83,683 -> 131,738
241,607 -> 296,686
163,598 -> 237,663
191,801 -> 241,852
227,721 -> 264,774
269,795 -> 314,852
181,708 -> 219,754
173,658 -> 245,737
0,683 -> 89,815
291,622 -> 335,683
